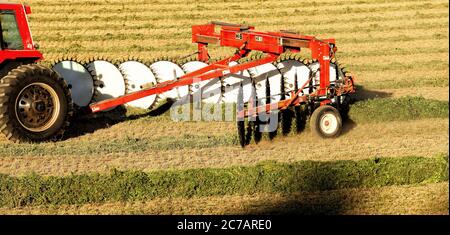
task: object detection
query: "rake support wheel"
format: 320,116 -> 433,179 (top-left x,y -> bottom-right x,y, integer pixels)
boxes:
310,105 -> 342,138
0,64 -> 73,142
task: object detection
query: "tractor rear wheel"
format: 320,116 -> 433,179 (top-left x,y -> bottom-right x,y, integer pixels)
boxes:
0,64 -> 73,142
310,105 -> 342,138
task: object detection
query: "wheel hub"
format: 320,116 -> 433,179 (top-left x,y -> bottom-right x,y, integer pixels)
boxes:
33,100 -> 47,113
15,83 -> 60,132
320,113 -> 338,134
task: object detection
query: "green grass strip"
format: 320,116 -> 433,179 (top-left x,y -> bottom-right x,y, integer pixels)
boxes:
360,77 -> 449,89
0,134 -> 237,156
349,96 -> 449,123
0,155 -> 447,208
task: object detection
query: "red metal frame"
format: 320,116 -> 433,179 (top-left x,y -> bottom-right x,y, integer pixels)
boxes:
0,3 -> 43,64
238,76 -> 355,119
89,22 -> 345,113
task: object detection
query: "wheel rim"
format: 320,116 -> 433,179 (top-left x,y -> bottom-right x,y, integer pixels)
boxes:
319,112 -> 338,135
15,82 -> 60,132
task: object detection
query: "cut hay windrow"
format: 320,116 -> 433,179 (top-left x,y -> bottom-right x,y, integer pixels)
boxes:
0,155 -> 447,208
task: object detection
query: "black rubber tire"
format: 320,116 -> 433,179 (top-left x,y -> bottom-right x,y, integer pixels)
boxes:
310,105 -> 342,138
280,108 -> 293,136
268,113 -> 278,140
265,78 -> 277,140
253,115 -> 262,144
295,105 -> 307,133
236,84 -> 246,147
0,61 -> 23,79
339,95 -> 351,121
0,64 -> 74,142
245,119 -> 253,145
340,104 -> 350,121
237,120 -> 245,147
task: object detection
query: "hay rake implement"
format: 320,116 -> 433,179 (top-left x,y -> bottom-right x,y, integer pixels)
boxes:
85,22 -> 355,146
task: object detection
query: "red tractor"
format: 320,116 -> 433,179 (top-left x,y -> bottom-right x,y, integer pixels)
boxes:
0,3 -> 72,142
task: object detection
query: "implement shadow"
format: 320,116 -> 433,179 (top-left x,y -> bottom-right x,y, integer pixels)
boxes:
63,85 -> 389,140
340,118 -> 357,136
353,85 -> 392,101
337,84 -> 393,136
64,99 -> 175,139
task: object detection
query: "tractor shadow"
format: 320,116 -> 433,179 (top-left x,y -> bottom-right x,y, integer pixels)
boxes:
244,164 -> 352,215
64,100 -> 175,139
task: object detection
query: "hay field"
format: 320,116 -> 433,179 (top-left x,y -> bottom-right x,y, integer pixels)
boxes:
0,0 -> 448,215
